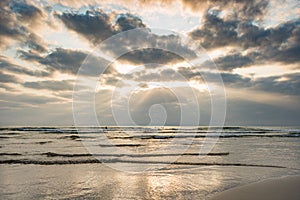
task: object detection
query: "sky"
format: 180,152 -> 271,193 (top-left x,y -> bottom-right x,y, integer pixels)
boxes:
0,0 -> 299,126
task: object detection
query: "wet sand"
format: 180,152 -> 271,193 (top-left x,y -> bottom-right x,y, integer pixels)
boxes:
210,175 -> 300,200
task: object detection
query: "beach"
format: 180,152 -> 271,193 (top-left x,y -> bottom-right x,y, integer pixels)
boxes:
210,176 -> 300,200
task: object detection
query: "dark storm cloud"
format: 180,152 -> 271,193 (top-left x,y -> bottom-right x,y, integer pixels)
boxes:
65,3 -> 298,96
0,71 -> 20,83
114,13 -> 146,32
0,55 -> 49,77
190,11 -> 239,49
124,65 -> 252,88
176,66 -> 200,80
56,10 -> 148,44
56,10 -> 169,65
182,0 -> 269,20
264,20 -> 300,64
190,6 -> 270,49
9,0 -> 43,19
238,19 -> 298,49
177,65 -> 300,96
0,0 -> 48,52
177,66 -> 251,86
123,67 -> 193,83
237,21 -> 271,48
190,5 -> 300,65
19,48 -> 115,76
41,48 -> 87,74
214,53 -> 253,71
0,0 -> 23,36
116,32 -> 196,65
119,49 -> 184,65
124,69 -> 171,82
56,9 -> 196,65
124,70 -> 161,82
98,73 -> 124,87
24,33 -> 48,53
240,19 -> 300,64
1,92 -> 61,105
220,73 -> 252,87
218,0 -> 269,20
19,48 -> 87,74
24,80 -> 74,91
139,0 -> 268,20
178,65 -> 300,95
0,83 -> 16,91
56,10 -> 115,44
0,2 -> 24,46
254,73 -> 300,96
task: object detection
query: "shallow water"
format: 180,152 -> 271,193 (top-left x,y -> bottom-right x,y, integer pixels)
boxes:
0,126 -> 299,199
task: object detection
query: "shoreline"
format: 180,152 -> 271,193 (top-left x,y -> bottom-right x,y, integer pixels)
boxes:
209,175 -> 300,200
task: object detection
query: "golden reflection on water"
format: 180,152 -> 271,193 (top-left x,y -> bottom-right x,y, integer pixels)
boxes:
0,164 -> 223,199
144,169 -> 222,199
87,166 -> 224,199
67,164 -> 223,199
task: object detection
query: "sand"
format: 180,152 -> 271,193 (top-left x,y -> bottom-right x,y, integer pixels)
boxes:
209,175 -> 300,200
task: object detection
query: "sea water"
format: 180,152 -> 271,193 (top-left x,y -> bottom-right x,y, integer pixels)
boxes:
0,126 -> 299,199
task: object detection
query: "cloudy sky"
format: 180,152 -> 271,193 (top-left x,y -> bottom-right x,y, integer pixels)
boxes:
0,0 -> 299,126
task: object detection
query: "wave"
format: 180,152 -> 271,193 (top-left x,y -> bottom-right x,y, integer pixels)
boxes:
0,159 -> 288,169
0,127 -> 101,134
0,153 -> 22,156
59,135 -> 81,140
217,134 -> 300,138
35,141 -> 53,145
106,133 -> 300,140
99,144 -> 145,147
1,127 -> 299,141
0,127 -> 61,132
41,152 -> 229,158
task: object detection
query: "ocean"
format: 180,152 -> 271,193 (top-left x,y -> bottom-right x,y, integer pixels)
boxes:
0,126 -> 299,199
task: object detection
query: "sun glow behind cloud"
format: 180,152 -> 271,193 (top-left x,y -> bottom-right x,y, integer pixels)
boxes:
114,63 -> 139,74
207,46 -> 238,60
233,63 -> 300,79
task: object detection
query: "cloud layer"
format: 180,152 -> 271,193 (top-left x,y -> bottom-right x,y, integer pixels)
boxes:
0,0 -> 299,125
